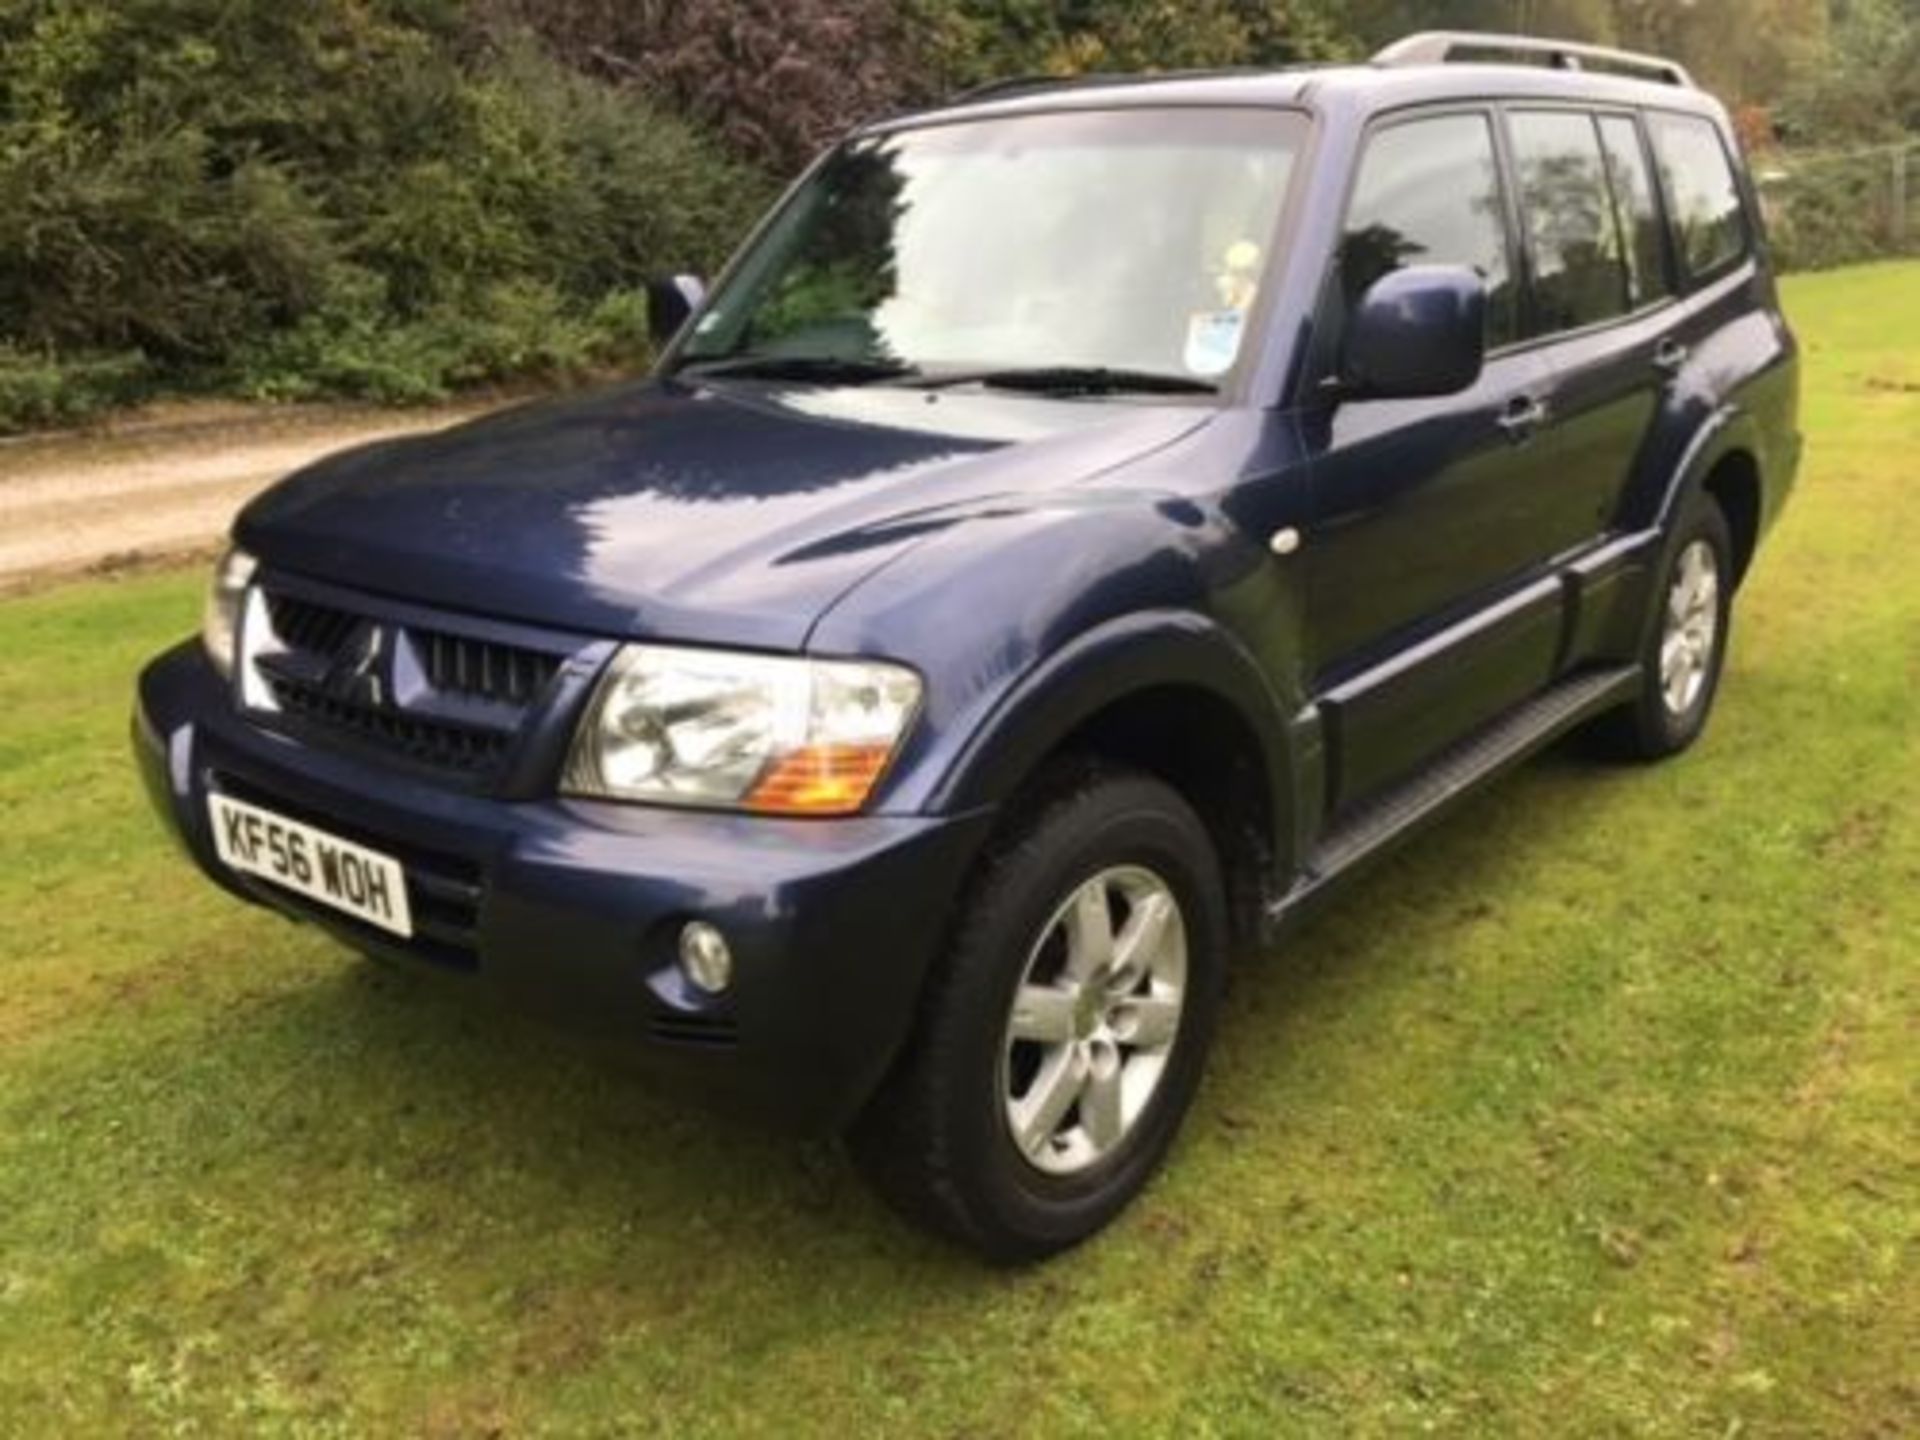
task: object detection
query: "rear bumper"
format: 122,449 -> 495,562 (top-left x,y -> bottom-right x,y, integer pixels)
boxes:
135,641 -> 992,1132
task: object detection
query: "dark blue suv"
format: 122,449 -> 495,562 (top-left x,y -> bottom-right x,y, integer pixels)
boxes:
136,33 -> 1801,1260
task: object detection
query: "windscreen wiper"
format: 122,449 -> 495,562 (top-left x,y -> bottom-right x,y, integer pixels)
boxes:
675,354 -> 921,385
911,365 -> 1219,396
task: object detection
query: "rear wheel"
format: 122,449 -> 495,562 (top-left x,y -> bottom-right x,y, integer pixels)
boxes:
851,766 -> 1227,1263
1593,493 -> 1734,760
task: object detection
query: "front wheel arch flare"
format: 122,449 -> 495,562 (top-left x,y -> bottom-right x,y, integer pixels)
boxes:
929,612 -> 1298,885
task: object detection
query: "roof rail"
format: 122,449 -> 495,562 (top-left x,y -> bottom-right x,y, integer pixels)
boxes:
947,64 -> 1300,108
1373,31 -> 1693,88
949,73 -> 1129,105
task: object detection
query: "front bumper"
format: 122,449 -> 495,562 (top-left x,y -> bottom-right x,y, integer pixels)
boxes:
135,641 -> 992,1132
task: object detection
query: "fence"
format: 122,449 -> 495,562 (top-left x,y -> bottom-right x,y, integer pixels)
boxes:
1756,141 -> 1919,271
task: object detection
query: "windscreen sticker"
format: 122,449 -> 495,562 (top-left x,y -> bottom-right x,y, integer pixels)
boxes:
1184,309 -> 1247,378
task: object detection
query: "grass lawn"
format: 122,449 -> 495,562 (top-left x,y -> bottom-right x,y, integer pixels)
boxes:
1,262 -> 1914,1437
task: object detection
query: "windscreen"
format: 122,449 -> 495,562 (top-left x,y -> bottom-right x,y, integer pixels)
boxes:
679,108 -> 1306,385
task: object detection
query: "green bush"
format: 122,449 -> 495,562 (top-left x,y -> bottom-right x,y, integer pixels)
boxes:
231,275 -> 657,406
0,346 -> 150,433
1760,148 -> 1920,272
0,1 -> 769,421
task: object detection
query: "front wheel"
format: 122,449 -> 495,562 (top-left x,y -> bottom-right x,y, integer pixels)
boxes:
1592,493 -> 1735,760
851,766 -> 1227,1263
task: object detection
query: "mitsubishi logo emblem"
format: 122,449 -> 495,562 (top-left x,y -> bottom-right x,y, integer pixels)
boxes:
325,623 -> 388,707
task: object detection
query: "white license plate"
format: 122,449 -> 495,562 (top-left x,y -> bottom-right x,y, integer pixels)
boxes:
208,793 -> 414,938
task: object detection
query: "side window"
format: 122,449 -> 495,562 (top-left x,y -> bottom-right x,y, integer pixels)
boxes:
1596,115 -> 1672,308
1647,113 -> 1748,280
1342,113 -> 1519,348
1508,109 -> 1628,334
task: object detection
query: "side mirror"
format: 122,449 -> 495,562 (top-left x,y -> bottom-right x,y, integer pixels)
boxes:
647,274 -> 707,347
1341,265 -> 1486,400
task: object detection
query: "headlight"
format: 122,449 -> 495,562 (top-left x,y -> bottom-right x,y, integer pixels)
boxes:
201,547 -> 257,678
563,645 -> 922,815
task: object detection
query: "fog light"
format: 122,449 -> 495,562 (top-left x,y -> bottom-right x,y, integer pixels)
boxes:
678,921 -> 733,994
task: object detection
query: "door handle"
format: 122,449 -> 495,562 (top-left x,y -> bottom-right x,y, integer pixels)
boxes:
1653,338 -> 1690,376
1496,394 -> 1549,442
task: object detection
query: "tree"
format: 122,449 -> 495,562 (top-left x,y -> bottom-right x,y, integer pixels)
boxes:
909,0 -> 1354,90
1341,0 -> 1830,109
480,0 -> 918,173
1776,0 -> 1920,142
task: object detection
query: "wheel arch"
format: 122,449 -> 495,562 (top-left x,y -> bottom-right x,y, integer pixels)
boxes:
1648,400 -> 1780,581
1700,449 -> 1762,589
1606,403 -> 1767,682
928,610 -> 1298,945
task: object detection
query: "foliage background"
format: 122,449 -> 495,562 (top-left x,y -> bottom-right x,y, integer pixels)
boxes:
0,0 -> 1914,430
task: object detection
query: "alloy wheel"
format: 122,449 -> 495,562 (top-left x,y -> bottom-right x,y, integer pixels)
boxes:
999,865 -> 1188,1176
1660,538 -> 1721,715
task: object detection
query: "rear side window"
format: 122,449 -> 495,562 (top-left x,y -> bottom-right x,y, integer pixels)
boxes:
1508,110 -> 1628,333
1596,115 -> 1672,307
1646,114 -> 1748,280
1341,113 -> 1519,347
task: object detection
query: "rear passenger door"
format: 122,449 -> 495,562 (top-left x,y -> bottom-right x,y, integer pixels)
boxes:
1503,107 -> 1675,563
1638,108 -> 1762,496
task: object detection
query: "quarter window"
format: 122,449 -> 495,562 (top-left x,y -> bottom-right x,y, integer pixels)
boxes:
1596,115 -> 1672,307
1342,113 -> 1519,348
1508,110 -> 1629,334
1647,114 -> 1748,280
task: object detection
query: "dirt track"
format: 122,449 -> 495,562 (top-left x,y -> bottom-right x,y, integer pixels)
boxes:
0,400 -> 502,594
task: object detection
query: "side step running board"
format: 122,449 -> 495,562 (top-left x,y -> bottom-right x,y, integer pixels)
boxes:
1268,665 -> 1640,929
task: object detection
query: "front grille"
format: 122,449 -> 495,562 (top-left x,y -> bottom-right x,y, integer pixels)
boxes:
420,630 -> 560,706
262,676 -> 512,776
214,775 -> 484,970
265,593 -> 362,658
266,593 -> 565,708
245,586 -> 576,786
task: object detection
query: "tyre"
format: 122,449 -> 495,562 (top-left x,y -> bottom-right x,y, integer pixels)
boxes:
1592,492 -> 1735,761
851,765 -> 1227,1263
